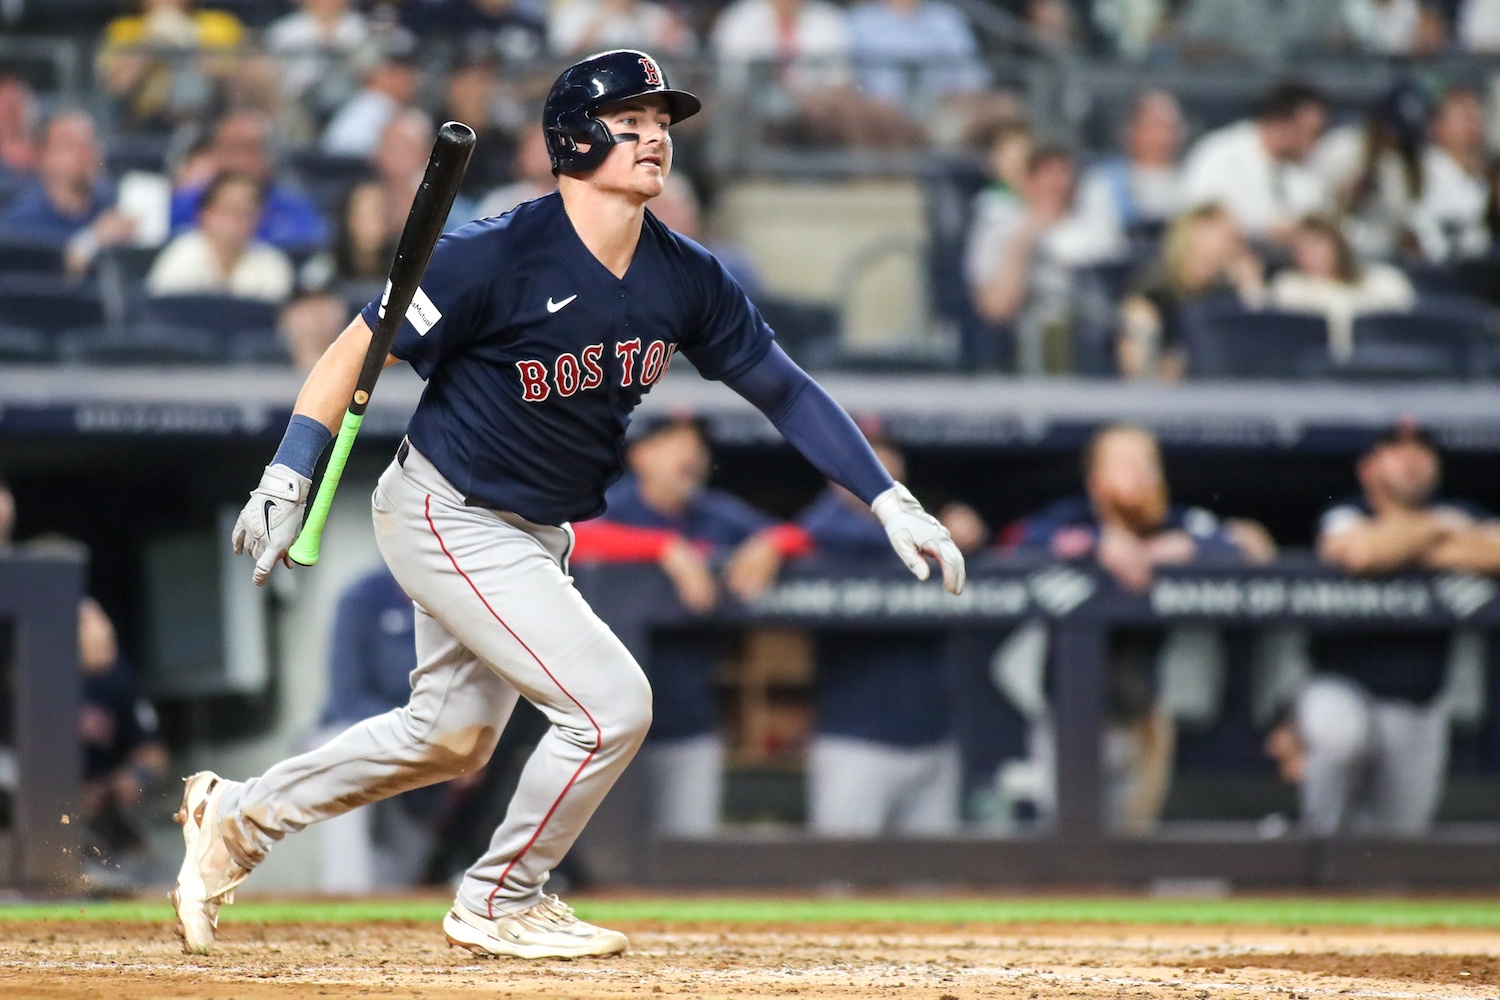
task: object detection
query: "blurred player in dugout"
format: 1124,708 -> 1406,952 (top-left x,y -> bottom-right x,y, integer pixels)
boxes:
1267,423 -> 1500,835
795,432 -> 961,835
944,425 -> 1276,832
571,416 -> 806,834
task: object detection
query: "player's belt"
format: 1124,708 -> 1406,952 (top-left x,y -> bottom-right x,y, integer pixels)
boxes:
396,437 -> 411,468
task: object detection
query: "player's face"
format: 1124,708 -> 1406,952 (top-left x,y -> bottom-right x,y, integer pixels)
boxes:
1088,430 -> 1168,535
591,98 -> 673,201
1363,440 -> 1439,509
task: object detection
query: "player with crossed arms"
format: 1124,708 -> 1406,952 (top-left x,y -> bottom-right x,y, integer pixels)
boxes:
170,49 -> 965,960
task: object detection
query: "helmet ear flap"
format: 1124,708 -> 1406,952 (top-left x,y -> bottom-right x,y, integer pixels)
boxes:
547,114 -> 619,175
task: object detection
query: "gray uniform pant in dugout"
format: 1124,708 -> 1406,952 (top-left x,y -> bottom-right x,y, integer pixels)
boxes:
218,444 -> 652,916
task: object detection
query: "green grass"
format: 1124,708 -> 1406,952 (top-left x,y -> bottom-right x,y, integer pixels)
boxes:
2,895 -> 1500,929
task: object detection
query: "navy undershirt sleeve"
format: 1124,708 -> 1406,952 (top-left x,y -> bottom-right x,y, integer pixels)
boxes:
723,343 -> 894,506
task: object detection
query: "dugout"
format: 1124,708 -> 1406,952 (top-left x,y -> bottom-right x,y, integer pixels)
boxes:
5,367 -> 1500,891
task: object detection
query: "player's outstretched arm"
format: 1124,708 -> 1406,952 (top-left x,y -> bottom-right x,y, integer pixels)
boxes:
231,316 -> 400,585
723,344 -> 965,594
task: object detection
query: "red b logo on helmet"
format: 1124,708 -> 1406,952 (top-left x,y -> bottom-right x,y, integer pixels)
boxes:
639,56 -> 661,86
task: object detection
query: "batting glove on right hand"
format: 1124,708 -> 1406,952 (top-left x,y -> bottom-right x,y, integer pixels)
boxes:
872,482 -> 966,595
232,464 -> 312,586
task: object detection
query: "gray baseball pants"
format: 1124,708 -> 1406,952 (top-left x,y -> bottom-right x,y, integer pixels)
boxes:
1293,674 -> 1448,835
807,736 -> 961,836
218,444 -> 652,917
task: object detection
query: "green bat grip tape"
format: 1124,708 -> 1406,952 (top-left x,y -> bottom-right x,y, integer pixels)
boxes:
288,409 -> 364,567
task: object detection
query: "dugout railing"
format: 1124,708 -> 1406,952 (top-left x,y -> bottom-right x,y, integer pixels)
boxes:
573,555 -> 1500,889
0,550 -> 86,892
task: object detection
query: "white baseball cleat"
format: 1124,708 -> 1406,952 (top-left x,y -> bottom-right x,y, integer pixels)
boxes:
443,895 -> 628,959
169,771 -> 251,955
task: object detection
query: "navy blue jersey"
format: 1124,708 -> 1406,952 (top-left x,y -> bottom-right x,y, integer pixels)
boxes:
602,473 -> 774,549
1315,495 -> 1492,704
81,659 -> 163,781
361,192 -> 774,525
1011,496 -> 1241,554
799,488 -> 952,747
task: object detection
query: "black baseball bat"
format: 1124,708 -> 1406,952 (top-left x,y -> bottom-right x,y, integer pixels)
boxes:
289,120 -> 477,566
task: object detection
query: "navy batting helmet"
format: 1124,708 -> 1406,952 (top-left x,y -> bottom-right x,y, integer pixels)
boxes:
542,49 -> 701,176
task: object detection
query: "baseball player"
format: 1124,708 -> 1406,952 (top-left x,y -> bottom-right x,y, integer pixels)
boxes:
170,49 -> 965,959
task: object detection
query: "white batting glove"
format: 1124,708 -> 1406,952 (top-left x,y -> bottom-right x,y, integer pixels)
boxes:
232,464 -> 312,586
872,482 -> 966,595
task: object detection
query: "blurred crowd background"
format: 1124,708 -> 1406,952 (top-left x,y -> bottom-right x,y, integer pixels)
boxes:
1,0 -> 1500,374
6,0 -> 1500,896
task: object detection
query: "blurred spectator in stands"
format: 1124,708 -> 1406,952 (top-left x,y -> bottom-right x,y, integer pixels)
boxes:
0,76 -> 37,181
549,0 -> 696,55
1279,423 -> 1500,834
0,111 -> 137,275
649,174 -> 763,300
332,181 -> 396,284
966,143 -> 1124,374
1312,78 -> 1430,260
1176,0 -> 1344,62
1411,85 -> 1491,263
572,417 -> 808,832
0,471 -> 13,550
1459,0 -> 1500,48
1117,204 -> 1265,381
170,110 -> 329,253
77,596 -> 168,865
712,0 -> 849,92
477,126 -> 556,218
321,33 -> 420,158
712,0 -> 925,147
1181,81 -> 1329,246
846,0 -> 986,109
373,109 -> 479,231
1091,0 -> 1172,58
97,0 -> 245,132
1075,89 -> 1183,250
1269,214 -> 1415,359
147,173 -> 294,301
398,0 -> 547,61
1343,0 -> 1422,53
279,291 -> 350,371
1027,0 -> 1083,49
266,0 -> 370,126
442,56 -> 517,200
798,435 -> 959,836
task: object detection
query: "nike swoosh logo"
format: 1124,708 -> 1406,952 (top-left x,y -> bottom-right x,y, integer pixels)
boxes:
546,294 -> 578,314
263,499 -> 276,535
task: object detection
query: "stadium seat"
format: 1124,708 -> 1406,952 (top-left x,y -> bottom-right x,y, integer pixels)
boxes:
104,135 -> 171,176
1182,305 -> 1330,379
0,235 -> 65,274
226,328 -> 292,366
137,294 -> 279,339
0,324 -> 50,362
95,245 -> 161,285
1351,299 -> 1492,380
58,324 -> 223,366
0,275 -> 106,334
1402,262 -> 1473,297
755,295 -> 839,365
289,150 -> 372,187
1338,342 -> 1462,380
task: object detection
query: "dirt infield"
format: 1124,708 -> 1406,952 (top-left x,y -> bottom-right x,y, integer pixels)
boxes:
3,918 -> 1497,1000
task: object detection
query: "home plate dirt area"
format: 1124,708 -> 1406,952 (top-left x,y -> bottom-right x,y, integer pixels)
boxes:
1,919 -> 1495,1000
